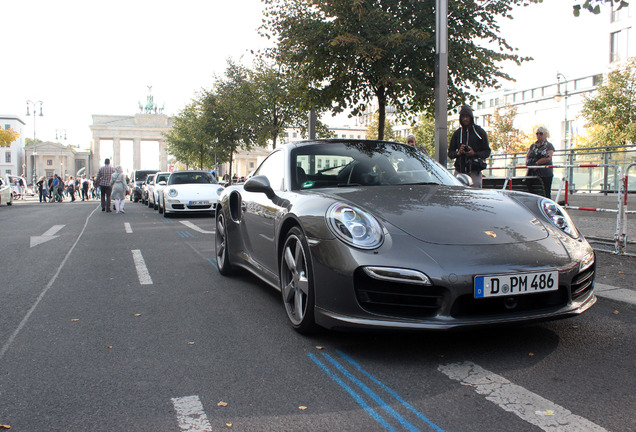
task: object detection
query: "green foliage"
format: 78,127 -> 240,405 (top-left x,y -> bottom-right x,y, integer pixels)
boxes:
489,105 -> 526,153
409,114 -> 454,156
0,128 -> 19,147
573,0 -> 628,17
365,113 -> 397,141
261,0 -> 540,140
581,58 -> 636,148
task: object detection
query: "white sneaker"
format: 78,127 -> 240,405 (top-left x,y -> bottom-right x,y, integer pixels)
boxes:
121,210 -> 125,213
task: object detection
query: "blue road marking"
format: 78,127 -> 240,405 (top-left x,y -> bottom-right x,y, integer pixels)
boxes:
337,351 -> 448,432
207,258 -> 218,270
322,353 -> 421,432
308,353 -> 397,431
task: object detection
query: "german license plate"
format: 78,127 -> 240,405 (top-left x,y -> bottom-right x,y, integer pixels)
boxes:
189,200 -> 209,206
474,271 -> 558,298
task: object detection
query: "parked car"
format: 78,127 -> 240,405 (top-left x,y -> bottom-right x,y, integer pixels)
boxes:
0,175 -> 13,206
151,171 -> 171,211
141,174 -> 155,204
215,139 -> 596,333
130,169 -> 159,202
159,170 -> 223,217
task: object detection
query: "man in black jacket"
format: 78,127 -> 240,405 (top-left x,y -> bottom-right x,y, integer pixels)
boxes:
448,106 -> 491,188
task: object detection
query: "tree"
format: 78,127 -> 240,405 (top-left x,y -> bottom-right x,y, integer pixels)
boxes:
573,0 -> 628,16
366,113 -> 397,141
0,128 -> 19,147
261,0 -> 539,140
581,57 -> 636,148
164,99 -> 216,170
489,105 -> 527,153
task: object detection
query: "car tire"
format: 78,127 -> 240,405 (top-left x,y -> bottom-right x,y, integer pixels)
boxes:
154,198 -> 158,210
158,200 -> 163,214
215,211 -> 234,275
280,226 -> 317,334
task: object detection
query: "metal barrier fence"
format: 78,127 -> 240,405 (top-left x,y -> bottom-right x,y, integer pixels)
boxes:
485,162 -> 635,256
479,144 -> 636,194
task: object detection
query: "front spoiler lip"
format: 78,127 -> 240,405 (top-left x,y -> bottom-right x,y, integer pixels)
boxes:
314,292 -> 597,331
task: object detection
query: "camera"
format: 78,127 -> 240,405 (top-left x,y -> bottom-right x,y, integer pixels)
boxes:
462,145 -> 471,153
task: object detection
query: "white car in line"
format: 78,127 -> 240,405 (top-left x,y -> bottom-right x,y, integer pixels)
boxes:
0,175 -> 13,206
151,171 -> 171,211
159,170 -> 224,218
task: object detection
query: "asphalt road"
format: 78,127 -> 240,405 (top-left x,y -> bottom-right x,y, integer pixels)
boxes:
0,197 -> 634,432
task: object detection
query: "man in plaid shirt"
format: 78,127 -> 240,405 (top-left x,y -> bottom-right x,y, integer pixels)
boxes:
95,158 -> 115,212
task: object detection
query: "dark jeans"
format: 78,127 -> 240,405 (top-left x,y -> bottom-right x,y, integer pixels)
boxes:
540,175 -> 553,199
100,185 -> 112,210
39,188 -> 47,202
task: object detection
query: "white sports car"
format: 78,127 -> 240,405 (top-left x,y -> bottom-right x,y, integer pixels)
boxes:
159,170 -> 224,217
0,175 -> 13,206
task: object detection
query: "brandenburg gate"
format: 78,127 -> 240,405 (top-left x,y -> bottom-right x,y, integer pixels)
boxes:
89,113 -> 172,174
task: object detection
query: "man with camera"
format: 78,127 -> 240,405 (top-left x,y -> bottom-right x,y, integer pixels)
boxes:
448,105 -> 491,188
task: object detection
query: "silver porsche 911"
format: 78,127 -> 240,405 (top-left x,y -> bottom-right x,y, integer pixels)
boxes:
215,140 -> 596,333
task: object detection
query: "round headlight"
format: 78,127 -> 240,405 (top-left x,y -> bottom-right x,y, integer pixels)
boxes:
327,203 -> 384,249
540,199 -> 578,238
168,188 -> 178,198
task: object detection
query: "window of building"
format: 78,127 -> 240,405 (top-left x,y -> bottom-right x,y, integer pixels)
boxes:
47,159 -> 53,166
292,132 -> 297,138
249,162 -> 255,169
4,152 -> 10,163
593,74 -> 604,86
610,29 -> 630,62
4,124 -> 10,130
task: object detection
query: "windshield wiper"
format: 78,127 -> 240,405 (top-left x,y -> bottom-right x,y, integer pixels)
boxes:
403,182 -> 441,186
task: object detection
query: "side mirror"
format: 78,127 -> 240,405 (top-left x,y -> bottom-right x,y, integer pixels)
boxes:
158,181 -> 167,186
455,173 -> 473,187
244,175 -> 275,199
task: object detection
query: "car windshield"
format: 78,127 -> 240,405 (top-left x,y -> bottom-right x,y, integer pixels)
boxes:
135,171 -> 157,181
291,141 -> 460,190
168,172 -> 217,185
156,173 -> 170,183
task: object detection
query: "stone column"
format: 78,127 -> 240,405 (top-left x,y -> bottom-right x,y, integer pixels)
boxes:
133,138 -> 141,170
113,138 -> 121,166
159,140 -> 168,171
92,136 -> 101,174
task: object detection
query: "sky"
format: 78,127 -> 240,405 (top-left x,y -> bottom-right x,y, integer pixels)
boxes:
1,0 -> 611,151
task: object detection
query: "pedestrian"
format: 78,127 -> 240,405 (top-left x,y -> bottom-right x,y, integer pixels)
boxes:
95,158 -> 115,212
448,105 -> 491,188
110,165 -> 128,213
51,174 -> 61,202
406,134 -> 429,155
526,126 -> 555,198
68,176 -> 76,202
81,175 -> 90,201
36,176 -> 47,203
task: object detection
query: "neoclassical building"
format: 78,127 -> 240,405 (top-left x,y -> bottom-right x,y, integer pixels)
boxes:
24,141 -> 91,180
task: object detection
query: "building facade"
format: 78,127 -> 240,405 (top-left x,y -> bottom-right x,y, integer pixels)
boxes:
24,141 -> 91,181
0,115 -> 26,177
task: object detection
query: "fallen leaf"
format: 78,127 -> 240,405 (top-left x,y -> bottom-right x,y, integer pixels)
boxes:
315,346 -> 324,350
226,424 -> 233,428
218,401 -> 228,407
188,342 -> 195,345
298,406 -> 308,411
571,325 -> 579,329
528,352 -> 535,356
613,310 -> 620,315
134,314 -> 142,317
0,424 -> 11,429
618,271 -> 624,274
106,345 -> 113,349
71,319 -> 80,322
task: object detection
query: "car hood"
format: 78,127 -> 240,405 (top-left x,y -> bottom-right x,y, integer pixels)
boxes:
167,183 -> 222,195
316,185 -> 550,245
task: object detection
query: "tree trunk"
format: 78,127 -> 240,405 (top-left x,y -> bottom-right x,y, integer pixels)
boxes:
376,86 -> 386,141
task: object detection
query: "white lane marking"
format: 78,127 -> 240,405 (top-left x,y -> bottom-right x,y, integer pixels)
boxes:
171,395 -> 213,432
438,362 -> 608,432
131,249 -> 153,285
1,208 -> 98,360
30,224 -> 65,248
595,283 -> 636,305
124,222 -> 132,234
180,220 -> 214,234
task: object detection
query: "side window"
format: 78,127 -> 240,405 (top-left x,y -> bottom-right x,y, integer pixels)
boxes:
254,150 -> 285,191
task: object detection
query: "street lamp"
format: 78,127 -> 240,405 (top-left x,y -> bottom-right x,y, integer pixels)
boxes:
56,129 -> 67,177
26,100 -> 43,185
554,73 -> 568,150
